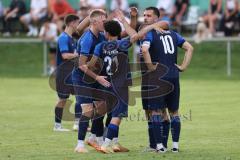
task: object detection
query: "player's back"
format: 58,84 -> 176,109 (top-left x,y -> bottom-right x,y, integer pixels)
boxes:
94,38 -> 132,87
145,30 -> 185,78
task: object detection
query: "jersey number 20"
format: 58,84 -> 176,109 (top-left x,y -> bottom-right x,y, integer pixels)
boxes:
160,35 -> 174,54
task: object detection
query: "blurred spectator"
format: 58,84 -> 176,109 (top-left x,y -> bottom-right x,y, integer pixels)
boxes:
194,17 -> 210,43
171,0 -> 189,26
221,0 -> 239,36
87,0 -> 106,9
49,0 -> 76,32
202,0 -> 222,37
39,17 -> 58,75
239,4 -> 240,36
77,6 -> 89,20
0,0 -> 4,31
20,0 -> 48,37
159,8 -> 171,24
156,0 -> 174,16
0,0 -> 3,16
79,0 -> 88,7
2,0 -> 26,37
110,0 -> 129,14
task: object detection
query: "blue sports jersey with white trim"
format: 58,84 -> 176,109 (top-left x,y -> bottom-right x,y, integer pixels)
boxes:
141,30 -> 185,78
72,29 -> 105,78
56,32 -> 77,66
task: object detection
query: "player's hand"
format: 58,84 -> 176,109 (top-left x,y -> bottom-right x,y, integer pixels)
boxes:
148,63 -> 159,72
114,9 -> 125,23
130,33 -> 139,43
129,7 -> 138,17
175,64 -> 185,72
96,76 -> 111,88
73,53 -> 79,58
154,26 -> 165,34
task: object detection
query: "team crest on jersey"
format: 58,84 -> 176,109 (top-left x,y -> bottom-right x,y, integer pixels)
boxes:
119,39 -> 131,51
103,41 -> 118,52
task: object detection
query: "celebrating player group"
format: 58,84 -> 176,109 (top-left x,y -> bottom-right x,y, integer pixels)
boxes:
53,6 -> 193,154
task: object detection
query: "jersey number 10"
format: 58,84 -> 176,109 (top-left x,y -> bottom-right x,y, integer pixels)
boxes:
160,35 -> 175,54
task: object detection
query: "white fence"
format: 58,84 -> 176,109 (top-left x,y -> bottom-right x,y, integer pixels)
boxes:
0,37 -> 239,76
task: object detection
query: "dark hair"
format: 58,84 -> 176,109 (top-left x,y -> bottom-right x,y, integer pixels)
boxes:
80,6 -> 89,11
64,14 -> 79,26
104,20 -> 122,37
145,7 -> 160,17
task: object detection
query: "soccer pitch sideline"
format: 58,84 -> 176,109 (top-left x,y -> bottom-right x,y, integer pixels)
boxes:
0,42 -> 240,160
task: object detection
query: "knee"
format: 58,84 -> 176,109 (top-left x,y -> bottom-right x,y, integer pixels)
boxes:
20,16 -> 24,23
57,99 -> 67,107
81,104 -> 94,118
169,110 -> 179,117
94,101 -> 107,116
169,111 -> 180,122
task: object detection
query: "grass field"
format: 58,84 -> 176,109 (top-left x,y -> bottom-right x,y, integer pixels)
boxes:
0,42 -> 240,160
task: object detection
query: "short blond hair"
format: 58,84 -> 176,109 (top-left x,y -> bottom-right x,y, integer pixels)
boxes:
89,9 -> 107,20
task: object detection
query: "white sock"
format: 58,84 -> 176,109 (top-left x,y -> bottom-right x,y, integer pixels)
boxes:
55,122 -> 61,128
102,138 -> 111,147
28,25 -> 34,31
74,119 -> 79,124
77,140 -> 85,148
173,142 -> 179,149
88,133 -> 96,141
156,143 -> 164,150
97,136 -> 103,145
112,138 -> 118,145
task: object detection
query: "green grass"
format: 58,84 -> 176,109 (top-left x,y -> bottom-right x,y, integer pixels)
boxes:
0,42 -> 240,159
0,78 -> 239,160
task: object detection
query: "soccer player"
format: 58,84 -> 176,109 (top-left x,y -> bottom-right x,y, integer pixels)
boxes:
73,8 -> 138,153
73,9 -> 108,153
73,14 -> 137,154
133,7 -> 172,152
54,14 -> 79,131
140,11 -> 194,152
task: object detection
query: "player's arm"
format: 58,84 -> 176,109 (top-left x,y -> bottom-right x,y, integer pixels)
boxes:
78,44 -> 110,87
59,37 -> 78,60
141,44 -> 158,71
120,7 -> 138,38
131,21 -> 169,43
76,16 -> 90,36
115,9 -> 137,38
175,41 -> 193,72
62,53 -> 78,60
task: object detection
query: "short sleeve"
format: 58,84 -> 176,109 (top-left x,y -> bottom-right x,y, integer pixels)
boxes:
175,32 -> 185,47
119,37 -> 132,52
93,43 -> 102,57
58,36 -> 70,54
141,31 -> 153,47
78,34 -> 93,55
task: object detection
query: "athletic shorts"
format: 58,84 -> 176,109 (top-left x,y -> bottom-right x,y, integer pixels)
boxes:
142,78 -> 179,112
56,69 -> 74,99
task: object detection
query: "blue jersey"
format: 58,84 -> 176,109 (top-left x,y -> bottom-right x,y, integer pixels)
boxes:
56,32 -> 77,66
141,30 -> 185,78
72,29 -> 106,77
94,38 -> 132,87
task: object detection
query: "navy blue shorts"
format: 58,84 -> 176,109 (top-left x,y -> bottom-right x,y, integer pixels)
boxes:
56,70 -> 74,99
142,78 -> 179,112
72,73 -> 95,104
99,85 -> 128,118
